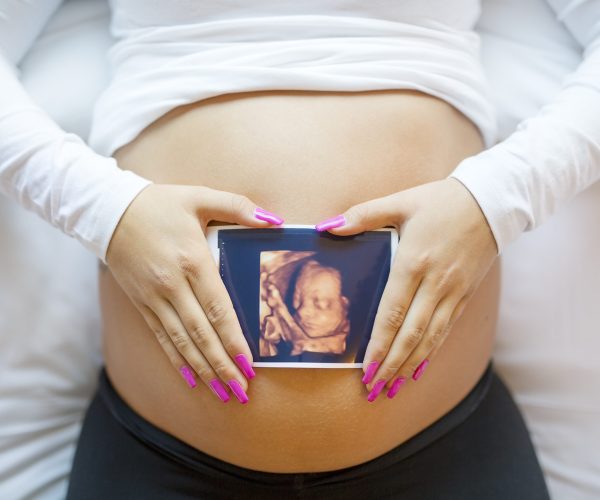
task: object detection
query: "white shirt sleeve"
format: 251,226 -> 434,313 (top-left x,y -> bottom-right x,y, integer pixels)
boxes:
0,1 -> 152,263
449,0 -> 600,255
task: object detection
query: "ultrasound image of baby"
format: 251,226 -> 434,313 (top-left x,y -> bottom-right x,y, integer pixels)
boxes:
259,251 -> 350,357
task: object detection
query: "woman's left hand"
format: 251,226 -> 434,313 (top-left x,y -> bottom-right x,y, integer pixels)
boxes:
314,178 -> 498,401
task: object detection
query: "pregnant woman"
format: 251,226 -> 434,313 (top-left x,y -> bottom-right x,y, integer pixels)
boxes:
0,1 -> 551,499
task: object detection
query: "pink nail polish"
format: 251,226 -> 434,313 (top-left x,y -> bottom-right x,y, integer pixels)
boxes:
254,207 -> 284,225
228,379 -> 249,404
362,360 -> 379,384
386,377 -> 406,398
179,366 -> 197,388
367,379 -> 386,402
412,359 -> 430,381
209,379 -> 230,402
234,353 -> 256,379
315,214 -> 346,232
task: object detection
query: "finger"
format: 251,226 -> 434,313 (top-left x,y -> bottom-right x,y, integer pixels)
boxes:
199,187 -> 284,227
169,279 -> 251,390
185,242 -> 256,386
360,247 -> 423,385
315,191 -> 407,236
139,304 -> 195,388
152,298 -> 234,403
427,295 -> 469,361
364,280 -> 440,400
384,295 -> 459,395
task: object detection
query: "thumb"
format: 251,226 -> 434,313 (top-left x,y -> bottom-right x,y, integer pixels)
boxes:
198,186 -> 284,227
316,192 -> 408,236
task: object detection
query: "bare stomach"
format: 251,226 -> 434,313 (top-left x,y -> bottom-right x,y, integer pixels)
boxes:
101,90 -> 500,473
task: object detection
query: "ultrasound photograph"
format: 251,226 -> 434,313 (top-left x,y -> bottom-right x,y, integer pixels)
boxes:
206,225 -> 398,367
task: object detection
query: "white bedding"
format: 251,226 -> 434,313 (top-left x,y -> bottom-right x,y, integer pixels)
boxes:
0,0 -> 598,498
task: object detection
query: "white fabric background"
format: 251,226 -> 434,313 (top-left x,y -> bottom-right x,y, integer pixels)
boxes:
0,0 -> 598,498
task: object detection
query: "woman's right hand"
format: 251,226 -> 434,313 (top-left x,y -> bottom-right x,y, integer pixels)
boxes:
105,183 -> 284,404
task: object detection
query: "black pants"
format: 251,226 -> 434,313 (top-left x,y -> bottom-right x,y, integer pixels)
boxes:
66,364 -> 550,499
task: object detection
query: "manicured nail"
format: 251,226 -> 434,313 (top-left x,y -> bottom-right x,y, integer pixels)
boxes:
254,207 -> 284,225
315,214 -> 346,232
209,379 -> 230,402
228,379 -> 249,404
412,359 -> 430,381
179,366 -> 197,388
234,353 -> 256,380
362,360 -> 379,384
367,379 -> 386,402
386,377 -> 406,399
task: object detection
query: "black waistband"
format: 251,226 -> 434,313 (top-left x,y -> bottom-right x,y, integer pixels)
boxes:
97,362 -> 494,484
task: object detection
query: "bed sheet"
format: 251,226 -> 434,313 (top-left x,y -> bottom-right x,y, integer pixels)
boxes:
0,0 -> 598,498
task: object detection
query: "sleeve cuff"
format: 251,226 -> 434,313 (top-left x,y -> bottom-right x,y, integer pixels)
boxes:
448,152 -> 528,256
85,165 -> 153,264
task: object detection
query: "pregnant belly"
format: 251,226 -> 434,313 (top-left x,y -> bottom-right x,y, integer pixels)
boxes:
101,90 -> 500,473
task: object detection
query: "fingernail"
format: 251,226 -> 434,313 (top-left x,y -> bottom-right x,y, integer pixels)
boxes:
254,207 -> 284,225
209,379 -> 230,402
179,366 -> 197,388
412,359 -> 430,381
362,360 -> 379,384
315,214 -> 346,232
367,379 -> 386,402
234,353 -> 256,380
228,379 -> 249,404
387,377 -> 406,398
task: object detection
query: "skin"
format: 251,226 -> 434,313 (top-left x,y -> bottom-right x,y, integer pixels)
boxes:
102,89 -> 500,472
323,178 -> 498,393
105,183 -> 274,394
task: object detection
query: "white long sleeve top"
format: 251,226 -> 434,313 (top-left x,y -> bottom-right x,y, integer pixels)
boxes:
2,0 -> 494,263
1,0 -> 599,262
0,1 -> 152,263
450,0 -> 600,253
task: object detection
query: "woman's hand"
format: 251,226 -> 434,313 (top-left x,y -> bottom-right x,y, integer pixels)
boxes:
314,178 -> 498,402
105,183 -> 284,404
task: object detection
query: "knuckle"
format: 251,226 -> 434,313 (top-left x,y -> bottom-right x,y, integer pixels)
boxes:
406,253 -> 430,275
195,365 -> 215,383
231,193 -> 251,215
210,360 -> 232,380
435,268 -> 455,293
177,253 -> 201,277
366,336 -> 391,359
170,331 -> 189,351
204,300 -> 229,326
405,359 -> 422,375
425,327 -> 445,351
403,328 -> 424,349
153,328 -> 170,346
383,305 -> 407,332
381,361 -> 402,376
447,264 -> 468,289
221,338 -> 244,355
153,269 -> 177,294
346,202 -> 369,225
189,324 -> 211,350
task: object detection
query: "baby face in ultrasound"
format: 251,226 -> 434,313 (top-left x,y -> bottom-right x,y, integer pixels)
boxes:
292,260 -> 349,338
